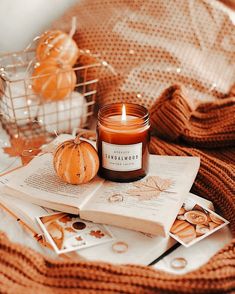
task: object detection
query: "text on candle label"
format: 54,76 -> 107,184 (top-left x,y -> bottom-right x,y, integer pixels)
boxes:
102,142 -> 142,171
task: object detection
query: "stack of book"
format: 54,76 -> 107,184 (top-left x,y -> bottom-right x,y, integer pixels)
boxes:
0,135 -> 227,265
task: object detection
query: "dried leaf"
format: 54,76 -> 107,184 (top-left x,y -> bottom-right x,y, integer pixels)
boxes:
59,215 -> 73,223
3,136 -> 47,165
127,176 -> 173,201
3,137 -> 25,157
127,189 -> 161,200
65,227 -> 76,233
89,230 -> 105,238
75,236 -> 83,241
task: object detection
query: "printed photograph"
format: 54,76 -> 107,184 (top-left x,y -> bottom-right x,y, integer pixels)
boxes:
169,202 -> 229,247
37,212 -> 114,254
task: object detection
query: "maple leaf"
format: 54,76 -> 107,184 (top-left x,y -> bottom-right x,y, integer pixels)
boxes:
75,236 -> 83,241
65,227 -> 76,233
127,176 -> 174,201
3,136 -> 46,165
89,230 -> 105,238
59,215 -> 73,223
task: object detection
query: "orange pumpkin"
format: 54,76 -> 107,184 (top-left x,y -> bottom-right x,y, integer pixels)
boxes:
32,59 -> 76,101
36,30 -> 79,66
53,137 -> 99,184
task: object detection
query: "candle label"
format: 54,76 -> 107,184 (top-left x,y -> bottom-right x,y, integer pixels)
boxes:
102,142 -> 142,171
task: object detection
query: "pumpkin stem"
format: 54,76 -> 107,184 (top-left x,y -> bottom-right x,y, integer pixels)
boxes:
69,17 -> 77,38
74,136 -> 81,144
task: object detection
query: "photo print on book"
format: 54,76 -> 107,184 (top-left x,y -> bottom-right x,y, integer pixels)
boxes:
37,212 -> 115,254
169,201 -> 229,247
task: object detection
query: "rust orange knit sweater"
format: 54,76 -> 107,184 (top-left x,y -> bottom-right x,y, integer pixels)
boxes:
0,85 -> 235,293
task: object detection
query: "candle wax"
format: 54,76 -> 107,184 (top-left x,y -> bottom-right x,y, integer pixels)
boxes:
109,115 -> 137,121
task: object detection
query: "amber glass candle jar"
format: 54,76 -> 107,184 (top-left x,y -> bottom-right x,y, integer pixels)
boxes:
97,103 -> 150,182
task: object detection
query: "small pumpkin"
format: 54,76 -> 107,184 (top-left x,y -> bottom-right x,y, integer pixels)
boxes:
53,137 -> 99,184
36,30 -> 79,66
32,58 -> 76,101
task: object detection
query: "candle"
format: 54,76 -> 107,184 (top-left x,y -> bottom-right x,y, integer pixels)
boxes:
97,103 -> 150,182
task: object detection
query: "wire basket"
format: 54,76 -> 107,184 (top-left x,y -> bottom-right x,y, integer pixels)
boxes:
0,49 -> 101,141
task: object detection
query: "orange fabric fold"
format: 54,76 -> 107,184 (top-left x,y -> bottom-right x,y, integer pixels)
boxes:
150,84 -> 235,148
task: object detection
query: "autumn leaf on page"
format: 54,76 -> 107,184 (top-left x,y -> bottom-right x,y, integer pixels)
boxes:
127,176 -> 174,201
3,136 -> 46,165
65,227 -> 76,233
76,236 -> 83,241
89,230 -> 105,239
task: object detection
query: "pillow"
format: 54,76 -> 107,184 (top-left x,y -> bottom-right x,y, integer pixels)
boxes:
53,0 -> 235,109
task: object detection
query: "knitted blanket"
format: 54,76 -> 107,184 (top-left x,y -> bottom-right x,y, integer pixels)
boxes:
0,85 -> 234,293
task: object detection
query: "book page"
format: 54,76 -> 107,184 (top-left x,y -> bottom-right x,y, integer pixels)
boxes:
4,153 -> 104,210
0,186 -> 212,265
0,175 -> 53,234
81,155 -> 200,234
0,193 -> 52,235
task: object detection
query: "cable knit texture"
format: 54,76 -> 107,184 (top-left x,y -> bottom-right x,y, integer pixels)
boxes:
0,84 -> 235,293
150,84 -> 235,148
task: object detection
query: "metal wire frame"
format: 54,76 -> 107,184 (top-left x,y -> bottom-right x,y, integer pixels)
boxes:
0,49 -> 101,141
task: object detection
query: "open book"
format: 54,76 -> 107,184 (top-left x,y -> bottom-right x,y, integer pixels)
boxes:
0,190 -> 212,265
2,135 -> 200,236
